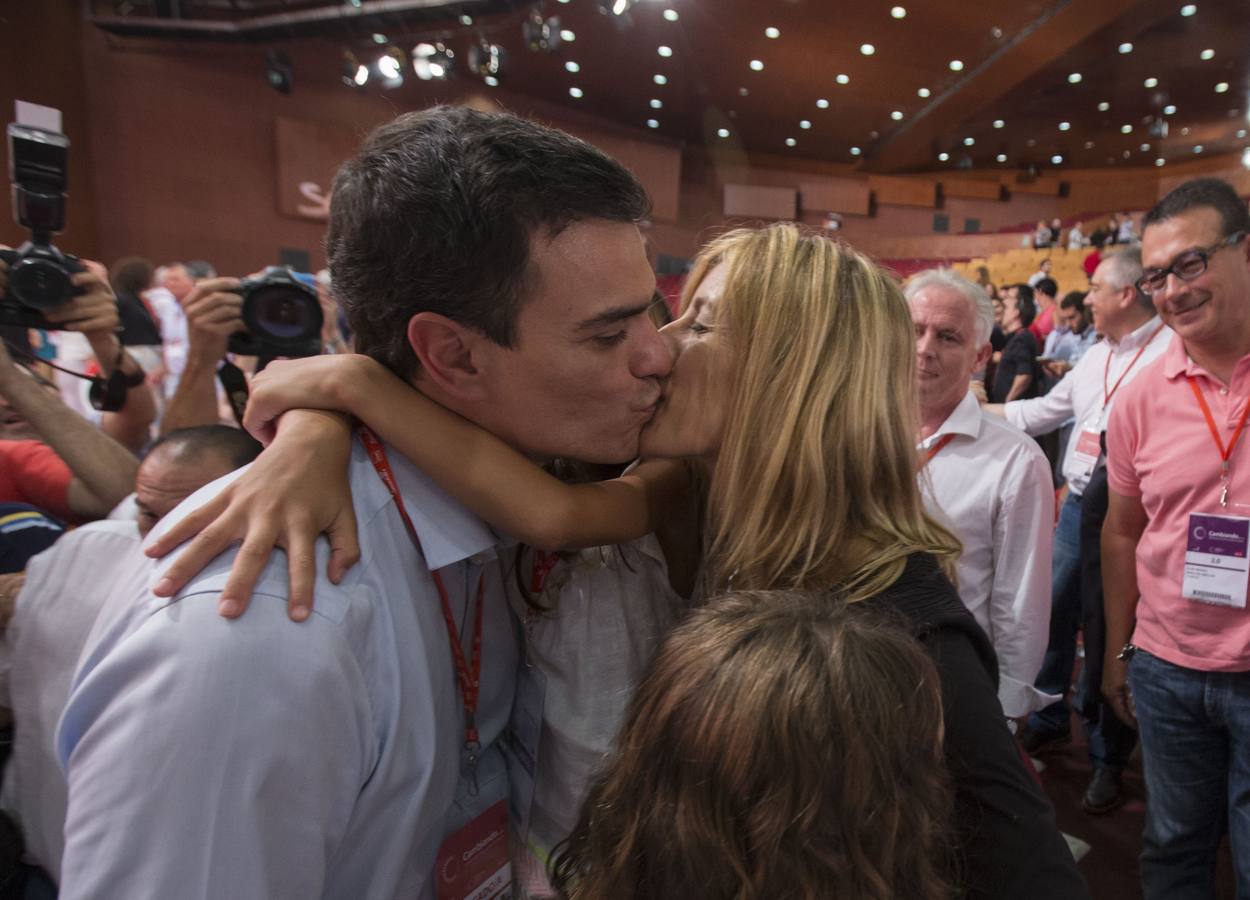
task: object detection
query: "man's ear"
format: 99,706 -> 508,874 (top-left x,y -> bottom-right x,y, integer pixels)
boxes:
407,312 -> 491,400
973,340 -> 993,372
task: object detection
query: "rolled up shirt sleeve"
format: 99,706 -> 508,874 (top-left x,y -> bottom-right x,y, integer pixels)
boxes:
56,591 -> 377,900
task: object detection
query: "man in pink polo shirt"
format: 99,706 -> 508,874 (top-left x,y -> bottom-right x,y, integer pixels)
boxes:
1103,177 -> 1250,899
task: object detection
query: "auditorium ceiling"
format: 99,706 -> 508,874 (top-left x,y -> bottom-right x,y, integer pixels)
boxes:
90,0 -> 1250,174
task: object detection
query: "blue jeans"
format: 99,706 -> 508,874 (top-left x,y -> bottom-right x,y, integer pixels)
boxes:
1028,493 -> 1084,735
1129,648 -> 1250,900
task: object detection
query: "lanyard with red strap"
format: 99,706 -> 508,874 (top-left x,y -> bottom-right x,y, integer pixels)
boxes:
357,426 -> 487,787
1187,378 -> 1250,508
530,549 -> 561,594
919,433 -> 957,469
1103,324 -> 1166,407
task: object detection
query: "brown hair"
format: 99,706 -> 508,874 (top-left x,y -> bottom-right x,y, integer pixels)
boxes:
552,589 -> 953,900
109,256 -> 154,296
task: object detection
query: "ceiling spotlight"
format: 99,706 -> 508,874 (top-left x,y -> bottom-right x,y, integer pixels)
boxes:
565,61 -> 580,73
938,152 -> 949,161
963,136 -> 975,146
1239,129 -> 1248,139
569,87 -> 584,98
468,40 -> 505,79
1194,144 -> 1204,153
372,33 -> 387,45
1059,121 -> 1071,131
1243,148 -> 1250,169
1068,72 -> 1082,84
1149,116 -> 1169,139
850,146 -> 862,156
1118,42 -> 1133,54
891,6 -> 907,17
1200,48 -> 1215,60
1085,141 -> 1095,149
412,42 -> 454,81
836,73 -> 850,85
765,26 -> 780,38
860,43 -> 876,55
891,110 -> 903,121
657,45 -> 673,57
484,75 -> 499,87
599,0 -> 633,15
650,98 -> 662,109
1051,154 -> 1064,164
993,119 -> 1005,128
1216,82 -> 1230,93
1140,143 -> 1151,151
1144,77 -> 1158,88
460,14 -> 473,26
1181,4 -> 1197,15
717,128 -> 730,138
654,73 -> 667,84
341,50 -> 368,88
785,137 -> 797,147
800,119 -> 812,129
996,153 -> 1007,162
647,118 -> 659,128
918,87 -> 931,98
816,98 -> 830,109
749,59 -> 764,71
1164,104 -> 1177,115
560,29 -> 576,42
265,49 -> 293,94
1155,157 -> 1166,166
739,87 -> 749,96
949,59 -> 964,71
1098,101 -> 1111,111
376,46 -> 404,88
523,10 -> 563,53
1121,124 -> 1133,133
663,9 -> 679,21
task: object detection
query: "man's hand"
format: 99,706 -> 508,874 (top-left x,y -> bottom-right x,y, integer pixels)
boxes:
1042,360 -> 1073,379
1102,654 -> 1136,727
182,277 -> 243,363
40,269 -> 120,342
969,379 -> 988,405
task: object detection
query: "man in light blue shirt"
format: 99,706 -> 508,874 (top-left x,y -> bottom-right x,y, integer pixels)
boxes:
55,107 -> 673,899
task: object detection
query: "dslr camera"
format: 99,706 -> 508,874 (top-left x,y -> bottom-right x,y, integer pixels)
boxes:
227,266 -> 323,366
0,123 -> 84,329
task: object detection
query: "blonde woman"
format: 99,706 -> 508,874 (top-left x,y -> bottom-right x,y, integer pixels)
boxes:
152,224 -> 1088,899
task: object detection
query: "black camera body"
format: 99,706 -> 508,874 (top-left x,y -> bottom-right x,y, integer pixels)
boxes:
227,266 -> 323,364
0,123 -> 82,329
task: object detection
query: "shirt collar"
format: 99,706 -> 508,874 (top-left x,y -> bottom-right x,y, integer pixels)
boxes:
1112,315 -> 1165,353
919,390 -> 981,447
366,438 -> 509,571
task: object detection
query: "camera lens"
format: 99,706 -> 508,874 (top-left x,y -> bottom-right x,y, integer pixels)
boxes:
246,285 -> 321,343
10,258 -> 72,310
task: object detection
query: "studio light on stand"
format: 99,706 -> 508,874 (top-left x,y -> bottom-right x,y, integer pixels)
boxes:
412,42 -> 454,80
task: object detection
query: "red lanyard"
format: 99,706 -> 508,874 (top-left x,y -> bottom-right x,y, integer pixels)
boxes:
530,549 -> 560,593
358,427 -> 486,752
1187,378 -> 1250,507
1104,324 -> 1165,406
920,433 -> 956,469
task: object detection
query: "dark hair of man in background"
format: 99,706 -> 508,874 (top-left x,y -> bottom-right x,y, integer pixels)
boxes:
147,425 -> 263,470
1034,277 -> 1058,300
1060,291 -> 1087,313
1142,176 -> 1250,235
1013,284 -> 1038,328
326,106 -> 651,380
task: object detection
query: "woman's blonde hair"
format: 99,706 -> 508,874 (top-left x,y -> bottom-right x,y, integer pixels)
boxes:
686,223 -> 960,600
552,589 -> 954,900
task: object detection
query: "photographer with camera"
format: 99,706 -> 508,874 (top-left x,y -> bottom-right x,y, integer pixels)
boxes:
161,268 -> 323,436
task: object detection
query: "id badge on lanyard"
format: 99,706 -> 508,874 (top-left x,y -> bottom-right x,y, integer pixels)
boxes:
1182,513 -> 1250,609
1072,409 -> 1104,475
434,801 -> 512,900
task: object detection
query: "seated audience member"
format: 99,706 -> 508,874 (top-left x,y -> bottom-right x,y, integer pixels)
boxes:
0,342 -> 143,526
552,590 -> 953,900
1042,291 -> 1097,378
1049,218 -> 1063,246
1033,220 -> 1052,249
157,222 -> 1089,899
991,284 -> 1041,403
1115,213 -> 1136,245
908,269 -> 1055,719
1027,258 -> 1052,287
1068,221 -> 1087,250
0,426 -> 260,891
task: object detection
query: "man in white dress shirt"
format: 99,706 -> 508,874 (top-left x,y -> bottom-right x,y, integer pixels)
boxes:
55,108 -> 673,900
907,270 -> 1056,719
992,249 -> 1170,812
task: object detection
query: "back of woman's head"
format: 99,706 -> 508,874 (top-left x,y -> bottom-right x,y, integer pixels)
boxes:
552,590 -> 952,900
692,223 -> 960,598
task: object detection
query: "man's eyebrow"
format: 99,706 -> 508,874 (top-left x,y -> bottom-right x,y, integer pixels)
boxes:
572,299 -> 657,332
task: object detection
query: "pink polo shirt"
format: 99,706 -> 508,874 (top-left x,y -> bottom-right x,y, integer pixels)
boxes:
1106,333 -> 1250,672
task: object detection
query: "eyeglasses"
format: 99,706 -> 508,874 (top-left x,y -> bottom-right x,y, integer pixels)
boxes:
1135,231 -> 1246,295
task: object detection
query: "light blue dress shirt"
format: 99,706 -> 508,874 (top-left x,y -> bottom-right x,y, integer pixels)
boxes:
56,437 -> 519,899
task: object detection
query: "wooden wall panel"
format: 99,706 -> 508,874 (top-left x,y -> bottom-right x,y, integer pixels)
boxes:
723,184 -> 798,220
798,178 -> 871,215
942,178 -> 1003,201
868,175 -> 936,208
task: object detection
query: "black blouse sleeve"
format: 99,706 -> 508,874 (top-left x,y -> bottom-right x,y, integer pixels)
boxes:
926,627 -> 1091,900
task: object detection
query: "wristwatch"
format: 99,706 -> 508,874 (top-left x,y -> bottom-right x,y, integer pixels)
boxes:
1116,642 -> 1138,661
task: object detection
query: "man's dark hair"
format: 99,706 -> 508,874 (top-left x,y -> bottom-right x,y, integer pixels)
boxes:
1060,290 -> 1087,312
1034,277 -> 1058,299
327,106 -> 652,379
186,260 -> 218,280
109,257 -> 155,296
148,425 -> 263,470
1143,177 -> 1250,236
1013,284 -> 1037,327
